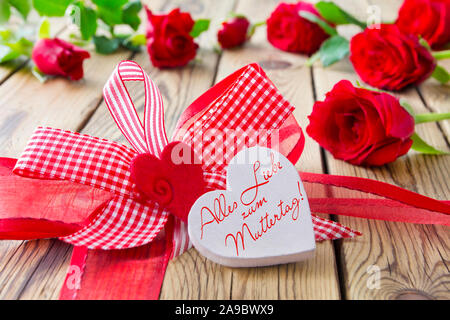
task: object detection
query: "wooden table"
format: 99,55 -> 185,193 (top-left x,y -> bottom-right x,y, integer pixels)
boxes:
0,0 -> 448,300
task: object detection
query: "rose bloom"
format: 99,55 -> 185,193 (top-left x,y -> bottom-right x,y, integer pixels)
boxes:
396,0 -> 450,50
32,38 -> 90,80
266,1 -> 330,55
145,7 -> 198,68
350,24 -> 436,91
306,80 -> 415,166
217,16 -> 250,49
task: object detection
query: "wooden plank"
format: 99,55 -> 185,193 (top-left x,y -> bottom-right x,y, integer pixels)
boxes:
2,0 -> 215,299
0,59 -> 28,85
312,0 -> 450,299
0,240 -> 72,299
79,0 -> 236,300
0,31 -> 136,301
210,0 -> 340,300
366,0 -> 403,22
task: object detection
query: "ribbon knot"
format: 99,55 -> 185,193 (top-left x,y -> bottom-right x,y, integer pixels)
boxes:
130,141 -> 206,222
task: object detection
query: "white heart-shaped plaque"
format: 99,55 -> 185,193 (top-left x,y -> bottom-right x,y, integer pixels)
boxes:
188,146 -> 315,267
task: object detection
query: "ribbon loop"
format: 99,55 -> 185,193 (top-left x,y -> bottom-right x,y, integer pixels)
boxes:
13,127 -> 138,198
103,60 -> 168,156
179,64 -> 296,173
61,195 -> 169,249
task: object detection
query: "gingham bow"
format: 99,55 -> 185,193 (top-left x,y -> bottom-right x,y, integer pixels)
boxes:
12,61 -> 360,252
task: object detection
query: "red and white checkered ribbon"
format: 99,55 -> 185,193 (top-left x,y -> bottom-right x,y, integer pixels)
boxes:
13,61 -> 360,253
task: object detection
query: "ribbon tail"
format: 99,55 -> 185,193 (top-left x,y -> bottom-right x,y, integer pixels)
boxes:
301,171 -> 450,226
312,214 -> 361,241
59,218 -> 174,300
0,157 -> 113,240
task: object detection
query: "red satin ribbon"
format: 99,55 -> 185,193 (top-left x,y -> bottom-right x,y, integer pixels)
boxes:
0,157 -> 112,240
301,172 -> 450,226
1,162 -> 448,242
59,221 -> 173,300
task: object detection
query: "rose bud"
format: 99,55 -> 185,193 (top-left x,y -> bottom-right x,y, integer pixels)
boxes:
266,1 -> 331,55
32,38 -> 90,81
396,0 -> 450,50
145,7 -> 199,68
217,16 -> 250,49
350,24 -> 436,91
306,80 -> 415,166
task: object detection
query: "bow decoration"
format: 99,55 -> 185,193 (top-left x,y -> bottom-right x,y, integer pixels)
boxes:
4,61 -> 361,253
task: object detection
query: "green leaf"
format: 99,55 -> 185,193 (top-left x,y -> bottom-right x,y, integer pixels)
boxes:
4,36 -> 32,55
411,132 -> 449,155
79,5 -> 97,40
190,19 -> 210,38
33,0 -> 73,17
318,35 -> 349,66
414,112 -> 450,124
0,27 -> 32,63
8,0 -> 31,19
315,1 -> 347,24
431,65 -> 450,84
68,1 -> 97,40
93,35 -> 120,54
298,10 -> 337,36
92,0 -> 126,9
315,1 -> 366,29
38,17 -> 50,39
0,44 -> 19,63
96,5 -> 122,26
92,0 -> 125,26
122,0 -> 141,31
0,0 -> 11,23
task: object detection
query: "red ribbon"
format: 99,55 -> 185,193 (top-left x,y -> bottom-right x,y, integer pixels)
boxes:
0,61 -> 448,300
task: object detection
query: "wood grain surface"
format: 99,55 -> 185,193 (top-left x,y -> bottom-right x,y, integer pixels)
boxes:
313,0 -> 449,300
0,0 -> 448,300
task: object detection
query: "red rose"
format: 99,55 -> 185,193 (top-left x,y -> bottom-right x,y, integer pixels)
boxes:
306,80 -> 415,166
217,16 -> 250,49
396,0 -> 450,50
266,1 -> 330,55
350,24 -> 436,91
145,7 -> 198,68
32,38 -> 90,81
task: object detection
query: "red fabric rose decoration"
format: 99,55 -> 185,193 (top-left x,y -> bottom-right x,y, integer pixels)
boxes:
396,0 -> 450,50
350,24 -> 436,91
145,7 -> 198,68
306,80 -> 415,166
218,17 -> 250,49
32,38 -> 90,81
266,1 -> 330,55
